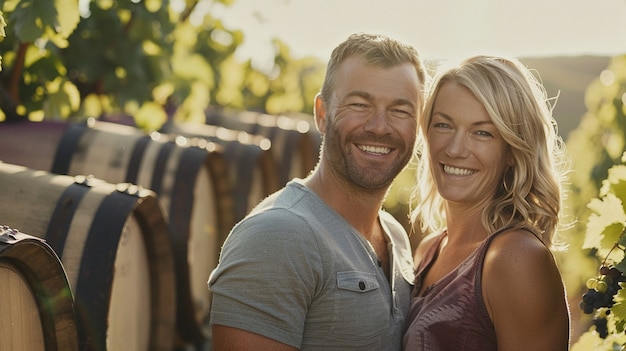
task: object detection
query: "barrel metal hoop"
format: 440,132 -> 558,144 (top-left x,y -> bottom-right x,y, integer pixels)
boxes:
51,122 -> 87,175
44,181 -> 91,255
125,136 -> 151,184
150,141 -> 176,194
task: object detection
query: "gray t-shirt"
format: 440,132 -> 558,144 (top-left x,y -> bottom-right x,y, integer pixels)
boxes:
208,179 -> 414,350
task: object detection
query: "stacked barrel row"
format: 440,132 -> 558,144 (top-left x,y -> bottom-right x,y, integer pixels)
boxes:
0,111 -> 321,350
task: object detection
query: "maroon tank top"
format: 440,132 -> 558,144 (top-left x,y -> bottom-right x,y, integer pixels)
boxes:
402,227 -> 518,350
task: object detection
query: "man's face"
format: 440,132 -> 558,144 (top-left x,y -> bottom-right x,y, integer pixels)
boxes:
318,56 -> 421,190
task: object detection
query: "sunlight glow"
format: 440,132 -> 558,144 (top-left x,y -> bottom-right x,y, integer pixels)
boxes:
600,70 -> 616,86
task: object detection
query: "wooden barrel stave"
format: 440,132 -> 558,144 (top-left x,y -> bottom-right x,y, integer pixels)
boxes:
0,226 -> 79,351
0,163 -> 176,351
0,259 -> 46,351
0,120 -> 68,172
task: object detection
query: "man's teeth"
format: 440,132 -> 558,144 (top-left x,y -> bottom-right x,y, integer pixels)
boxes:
444,165 -> 475,176
359,145 -> 390,154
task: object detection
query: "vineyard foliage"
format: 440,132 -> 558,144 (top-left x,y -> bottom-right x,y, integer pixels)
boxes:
572,158 -> 626,350
570,55 -> 626,349
0,0 -> 326,130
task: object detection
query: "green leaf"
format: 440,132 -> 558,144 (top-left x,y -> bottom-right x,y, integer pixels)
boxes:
615,315 -> 626,333
583,194 -> 626,249
604,222 -> 626,249
570,330 -> 620,351
0,11 -> 7,37
601,165 -> 626,206
54,0 -> 79,39
612,287 -> 626,321
615,259 -> 626,275
43,78 -> 79,118
10,0 -> 56,42
134,102 -> 166,132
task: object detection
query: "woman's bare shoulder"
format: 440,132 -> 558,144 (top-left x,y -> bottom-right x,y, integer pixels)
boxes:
485,228 -> 553,267
482,228 -> 569,349
483,227 -> 564,307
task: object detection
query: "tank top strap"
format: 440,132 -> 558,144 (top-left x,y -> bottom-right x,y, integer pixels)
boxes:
473,225 -> 539,318
476,225 -> 539,259
475,225 -> 521,275
415,231 -> 447,276
411,231 -> 447,298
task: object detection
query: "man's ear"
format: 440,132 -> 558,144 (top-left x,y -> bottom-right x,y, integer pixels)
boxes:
314,93 -> 327,134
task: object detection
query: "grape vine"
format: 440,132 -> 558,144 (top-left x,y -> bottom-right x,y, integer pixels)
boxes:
572,159 -> 626,350
580,262 -> 626,339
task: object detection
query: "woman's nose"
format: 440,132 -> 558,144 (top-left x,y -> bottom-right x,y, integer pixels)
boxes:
445,132 -> 469,158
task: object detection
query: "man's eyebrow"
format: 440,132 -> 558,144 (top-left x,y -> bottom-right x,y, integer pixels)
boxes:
343,90 -> 416,112
344,90 -> 372,100
393,98 -> 416,110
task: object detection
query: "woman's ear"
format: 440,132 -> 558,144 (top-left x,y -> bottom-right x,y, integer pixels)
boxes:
507,154 -> 515,167
314,94 -> 327,135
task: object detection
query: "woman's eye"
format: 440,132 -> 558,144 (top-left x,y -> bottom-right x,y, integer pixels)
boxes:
476,130 -> 494,137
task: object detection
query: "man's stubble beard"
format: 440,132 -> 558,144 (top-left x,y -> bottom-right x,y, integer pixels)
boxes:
322,116 -> 413,191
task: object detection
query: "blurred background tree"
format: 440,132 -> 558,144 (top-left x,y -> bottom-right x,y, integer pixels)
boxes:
0,0 -> 326,130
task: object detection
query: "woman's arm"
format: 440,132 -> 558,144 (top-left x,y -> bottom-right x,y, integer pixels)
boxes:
483,229 -> 570,351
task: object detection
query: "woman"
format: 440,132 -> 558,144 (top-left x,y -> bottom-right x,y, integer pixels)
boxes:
403,55 -> 571,350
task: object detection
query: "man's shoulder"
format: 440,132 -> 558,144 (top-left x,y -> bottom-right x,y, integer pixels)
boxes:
251,180 -> 311,210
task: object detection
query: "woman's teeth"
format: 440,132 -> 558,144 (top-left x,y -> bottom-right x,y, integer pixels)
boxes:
443,165 -> 475,176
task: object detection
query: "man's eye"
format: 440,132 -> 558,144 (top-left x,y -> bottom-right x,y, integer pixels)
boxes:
390,109 -> 413,118
350,103 -> 368,108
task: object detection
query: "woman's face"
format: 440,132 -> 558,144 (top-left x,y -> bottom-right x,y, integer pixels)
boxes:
427,81 -> 512,208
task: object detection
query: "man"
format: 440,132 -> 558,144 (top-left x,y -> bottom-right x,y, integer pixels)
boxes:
208,32 -> 427,351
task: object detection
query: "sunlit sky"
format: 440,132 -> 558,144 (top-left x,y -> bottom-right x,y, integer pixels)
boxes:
210,0 -> 626,70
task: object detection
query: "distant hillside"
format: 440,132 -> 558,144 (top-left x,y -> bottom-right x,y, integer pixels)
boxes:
519,55 -> 612,140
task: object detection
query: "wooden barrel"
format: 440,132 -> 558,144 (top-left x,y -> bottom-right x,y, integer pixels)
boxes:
161,121 -> 280,222
0,120 -> 68,172
0,225 -> 79,351
50,119 -> 233,344
205,109 -> 321,185
0,162 -> 176,351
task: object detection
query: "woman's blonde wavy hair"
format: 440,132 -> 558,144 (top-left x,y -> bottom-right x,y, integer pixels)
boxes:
410,55 -> 571,249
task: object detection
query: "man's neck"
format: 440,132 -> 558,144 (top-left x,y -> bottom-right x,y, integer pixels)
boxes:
304,171 -> 386,235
